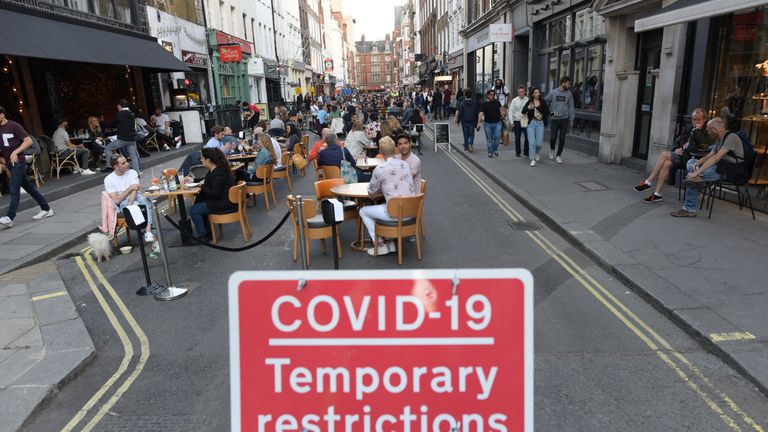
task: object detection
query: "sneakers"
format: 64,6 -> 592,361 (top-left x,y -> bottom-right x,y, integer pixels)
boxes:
144,232 -> 155,243
0,216 -> 13,228
634,181 -> 652,192
530,160 -> 537,167
175,137 -> 183,149
535,153 -> 541,162
367,244 -> 390,256
80,168 -> 97,175
488,154 -> 493,158
494,151 -> 499,157
671,209 -> 697,218
681,177 -> 705,188
643,193 -> 663,204
549,149 -> 555,160
32,209 -> 54,220
469,145 -> 474,153
556,156 -> 562,164
388,242 -> 396,253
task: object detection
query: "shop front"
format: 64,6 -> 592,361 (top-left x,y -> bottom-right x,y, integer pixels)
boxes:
208,30 -> 251,108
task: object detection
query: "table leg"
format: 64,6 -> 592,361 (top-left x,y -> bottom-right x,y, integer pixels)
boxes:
176,194 -> 195,246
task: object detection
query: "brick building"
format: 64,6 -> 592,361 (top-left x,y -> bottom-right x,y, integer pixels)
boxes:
354,34 -> 394,91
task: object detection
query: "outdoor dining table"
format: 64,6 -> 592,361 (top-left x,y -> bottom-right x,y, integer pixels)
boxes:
355,156 -> 383,170
227,152 -> 257,162
144,186 -> 201,246
364,145 -> 378,158
330,182 -> 383,252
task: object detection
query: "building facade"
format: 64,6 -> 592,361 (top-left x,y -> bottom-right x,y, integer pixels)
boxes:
355,35 -> 395,91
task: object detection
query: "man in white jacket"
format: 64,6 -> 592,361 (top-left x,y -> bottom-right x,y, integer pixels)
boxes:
507,85 -> 529,158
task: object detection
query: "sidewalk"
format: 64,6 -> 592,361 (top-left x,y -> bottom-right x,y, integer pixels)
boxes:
0,151 -> 193,431
425,121 -> 768,396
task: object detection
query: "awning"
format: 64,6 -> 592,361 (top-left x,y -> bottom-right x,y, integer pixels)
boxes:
634,0 -> 766,32
0,8 -> 191,71
434,75 -> 452,82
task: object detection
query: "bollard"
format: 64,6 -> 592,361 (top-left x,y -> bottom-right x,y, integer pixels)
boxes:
295,195 -> 308,270
151,200 -> 189,301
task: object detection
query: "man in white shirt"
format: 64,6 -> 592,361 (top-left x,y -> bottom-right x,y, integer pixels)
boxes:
149,107 -> 180,150
394,133 -> 422,187
104,154 -> 154,242
51,120 -> 96,175
507,85 -> 529,157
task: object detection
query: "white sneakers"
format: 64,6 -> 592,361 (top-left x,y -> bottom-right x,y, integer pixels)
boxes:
144,232 -> 155,243
535,153 -> 541,162
175,136 -> 183,149
32,209 -> 55,220
556,156 -> 563,164
80,168 -> 97,175
549,150 -> 555,160
530,160 -> 536,167
0,216 -> 13,227
367,244 -> 390,256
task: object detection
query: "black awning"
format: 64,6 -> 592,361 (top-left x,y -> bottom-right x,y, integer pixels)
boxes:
0,8 -> 191,71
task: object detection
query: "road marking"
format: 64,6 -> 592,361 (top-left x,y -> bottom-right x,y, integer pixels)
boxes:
442,148 -> 764,431
710,332 -> 757,342
62,257 -> 134,432
79,253 -> 150,432
31,291 -> 67,302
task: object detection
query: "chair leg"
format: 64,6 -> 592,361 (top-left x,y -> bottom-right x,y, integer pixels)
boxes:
397,236 -> 403,265
264,191 -> 270,210
420,217 -> 426,239
292,227 -> 298,261
745,186 -> 756,220
336,230 -> 343,259
286,171 -> 292,191
210,222 -> 218,244
320,238 -> 327,254
708,184 -> 717,219
305,237 -> 312,267
415,229 -> 422,260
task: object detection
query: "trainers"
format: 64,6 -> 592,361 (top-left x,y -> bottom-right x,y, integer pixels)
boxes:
556,156 -> 562,164
535,153 -> 540,162
634,181 -> 652,192
144,232 -> 155,243
681,177 -> 705,188
671,209 -> 697,218
367,244 -> 389,256
0,216 -> 13,228
530,160 -> 536,167
32,209 -> 54,220
80,168 -> 97,175
488,154 -> 493,158
549,149 -> 555,160
643,193 -> 663,204
494,151 -> 499,157
388,242 -> 397,253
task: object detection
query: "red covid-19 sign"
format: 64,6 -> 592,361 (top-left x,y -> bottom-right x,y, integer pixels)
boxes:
228,269 -> 533,432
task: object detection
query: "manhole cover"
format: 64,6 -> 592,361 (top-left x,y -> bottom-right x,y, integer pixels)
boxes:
576,181 -> 610,191
508,221 -> 541,231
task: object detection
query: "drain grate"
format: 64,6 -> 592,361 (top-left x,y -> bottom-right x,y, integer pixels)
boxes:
508,221 -> 542,231
576,181 -> 610,191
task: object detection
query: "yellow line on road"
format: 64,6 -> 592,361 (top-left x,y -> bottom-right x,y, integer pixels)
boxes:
711,332 -> 757,342
61,257 -> 134,432
31,291 -> 67,302
442,148 -> 763,431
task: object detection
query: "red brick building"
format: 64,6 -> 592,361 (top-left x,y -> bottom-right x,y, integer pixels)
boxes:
354,34 -> 394,91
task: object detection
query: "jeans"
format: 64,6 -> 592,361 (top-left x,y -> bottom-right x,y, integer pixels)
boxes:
514,121 -> 528,156
105,139 -> 141,172
6,160 -> 50,220
682,158 -> 720,212
526,120 -> 544,160
483,121 -> 502,155
117,195 -> 153,227
461,123 -> 476,149
550,118 -> 569,156
190,202 -> 212,236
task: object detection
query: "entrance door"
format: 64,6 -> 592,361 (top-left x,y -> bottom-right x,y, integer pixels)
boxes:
633,30 -> 662,159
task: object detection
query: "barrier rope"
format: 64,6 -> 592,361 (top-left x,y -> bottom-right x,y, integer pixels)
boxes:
163,208 -> 292,252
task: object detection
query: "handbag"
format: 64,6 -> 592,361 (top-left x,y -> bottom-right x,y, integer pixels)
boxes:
502,128 -> 510,146
292,152 -> 308,170
519,113 -> 529,128
339,148 -> 357,184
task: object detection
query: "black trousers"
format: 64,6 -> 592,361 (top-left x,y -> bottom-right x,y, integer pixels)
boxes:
550,118 -> 569,156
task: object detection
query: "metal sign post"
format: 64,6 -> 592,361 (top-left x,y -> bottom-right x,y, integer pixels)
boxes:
295,195 -> 308,270
121,205 -> 163,296
151,200 -> 189,301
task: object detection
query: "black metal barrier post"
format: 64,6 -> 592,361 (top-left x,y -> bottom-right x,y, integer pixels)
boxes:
296,196 -> 308,270
151,200 -> 189,301
321,198 -> 344,270
122,205 -> 164,296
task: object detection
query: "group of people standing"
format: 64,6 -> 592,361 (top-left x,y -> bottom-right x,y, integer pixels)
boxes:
455,77 -> 576,165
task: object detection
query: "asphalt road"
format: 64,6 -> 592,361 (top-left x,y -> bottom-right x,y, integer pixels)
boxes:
23,139 -> 768,431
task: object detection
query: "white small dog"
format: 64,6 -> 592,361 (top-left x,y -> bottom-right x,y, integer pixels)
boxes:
88,232 -> 112,262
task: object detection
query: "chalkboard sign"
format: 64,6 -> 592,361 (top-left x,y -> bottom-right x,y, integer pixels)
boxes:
434,122 -> 451,152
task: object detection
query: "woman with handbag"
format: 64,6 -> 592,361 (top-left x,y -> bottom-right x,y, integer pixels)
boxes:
508,85 -> 530,157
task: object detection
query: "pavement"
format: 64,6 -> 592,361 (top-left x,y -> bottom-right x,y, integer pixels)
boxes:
0,146 -> 196,432
423,120 -> 768,397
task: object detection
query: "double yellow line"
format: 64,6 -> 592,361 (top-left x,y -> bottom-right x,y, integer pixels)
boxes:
442,148 -> 764,431
62,254 -> 150,432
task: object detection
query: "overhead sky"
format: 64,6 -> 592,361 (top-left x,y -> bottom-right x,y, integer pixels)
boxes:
344,0 -> 406,42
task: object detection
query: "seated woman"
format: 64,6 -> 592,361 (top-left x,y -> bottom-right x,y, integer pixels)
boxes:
344,118 -> 371,159
239,133 -> 277,184
85,116 -> 107,169
285,122 -> 302,151
188,148 -> 236,241
365,112 -> 381,143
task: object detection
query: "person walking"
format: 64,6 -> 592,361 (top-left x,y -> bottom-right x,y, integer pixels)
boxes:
477,89 -> 503,158
102,99 -> 141,173
493,79 -> 510,107
508,85 -> 529,158
432,88 -> 443,121
0,106 -> 54,228
455,89 -> 479,152
545,76 -> 575,164
522,88 -> 550,167
442,85 -> 453,119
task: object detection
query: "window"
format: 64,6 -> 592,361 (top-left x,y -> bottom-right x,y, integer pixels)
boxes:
372,54 -> 379,62
243,14 -> 248,40
112,0 -> 132,24
373,74 -> 380,81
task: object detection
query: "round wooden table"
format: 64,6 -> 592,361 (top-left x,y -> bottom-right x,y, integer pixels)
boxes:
330,183 -> 382,252
355,157 -> 383,171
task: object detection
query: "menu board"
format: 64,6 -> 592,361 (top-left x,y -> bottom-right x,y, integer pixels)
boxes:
434,122 -> 451,152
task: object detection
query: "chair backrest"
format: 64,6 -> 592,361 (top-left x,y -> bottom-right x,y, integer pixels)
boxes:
228,181 -> 247,208
292,143 -> 303,156
321,165 -> 340,179
281,152 -> 291,166
286,195 -> 318,223
255,163 -> 273,180
420,178 -> 427,194
315,178 -> 345,200
386,194 -> 424,220
189,164 -> 209,181
38,135 -> 56,155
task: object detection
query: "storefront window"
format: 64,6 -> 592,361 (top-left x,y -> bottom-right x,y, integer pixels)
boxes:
483,44 -> 493,94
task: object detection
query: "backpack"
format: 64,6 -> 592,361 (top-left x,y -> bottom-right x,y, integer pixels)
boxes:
716,131 -> 757,184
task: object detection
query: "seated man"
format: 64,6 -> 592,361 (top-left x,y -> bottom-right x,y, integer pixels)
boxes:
359,137 -> 417,256
671,117 -> 744,218
149,107 -> 181,150
317,134 -> 357,174
395,132 -> 422,187
307,128 -> 333,162
52,120 -> 96,175
104,154 -> 155,242
633,108 -> 713,203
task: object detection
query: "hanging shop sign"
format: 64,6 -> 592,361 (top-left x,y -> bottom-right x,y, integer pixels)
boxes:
490,23 -> 514,43
215,30 -> 252,55
182,50 -> 208,67
220,45 -> 243,63
324,58 -> 334,72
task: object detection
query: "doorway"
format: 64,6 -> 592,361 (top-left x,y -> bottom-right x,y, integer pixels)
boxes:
633,30 -> 663,159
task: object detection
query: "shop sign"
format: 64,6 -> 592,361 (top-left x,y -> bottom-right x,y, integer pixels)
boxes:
294,87 -> 303,95
228,269 -> 534,432
215,30 -> 252,55
324,58 -> 334,72
220,45 -> 243,63
160,40 -> 174,53
182,50 -> 208,67
489,24 -> 514,43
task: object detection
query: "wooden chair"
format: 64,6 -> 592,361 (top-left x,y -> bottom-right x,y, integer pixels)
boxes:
208,181 -> 252,244
25,154 -> 44,188
40,135 -> 80,178
189,164 -> 210,182
300,134 -> 309,157
373,194 -> 424,265
292,143 -> 306,177
272,152 -> 293,191
314,159 -> 325,180
245,164 -> 276,209
161,168 -> 178,215
113,216 -> 131,248
320,165 -> 340,179
287,195 -> 342,266
143,130 -> 161,152
419,179 -> 426,238
315,178 -> 361,239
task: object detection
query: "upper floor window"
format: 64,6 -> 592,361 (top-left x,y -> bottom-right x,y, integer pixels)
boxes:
43,0 -> 138,25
